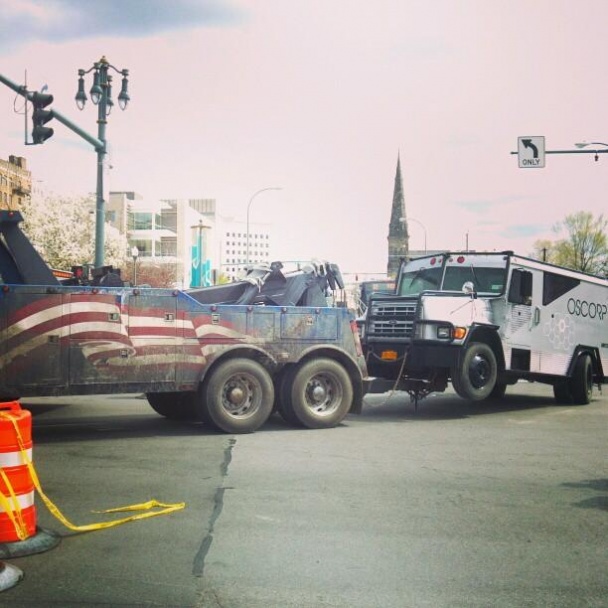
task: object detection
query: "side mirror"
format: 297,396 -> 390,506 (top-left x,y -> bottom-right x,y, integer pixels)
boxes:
462,281 -> 475,294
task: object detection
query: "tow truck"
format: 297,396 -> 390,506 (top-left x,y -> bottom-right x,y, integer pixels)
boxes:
0,210 -> 368,433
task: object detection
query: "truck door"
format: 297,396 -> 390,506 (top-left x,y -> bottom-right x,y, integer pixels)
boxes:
504,266 -> 544,373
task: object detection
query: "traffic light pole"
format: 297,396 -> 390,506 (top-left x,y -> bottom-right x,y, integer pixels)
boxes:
1,71 -> 109,268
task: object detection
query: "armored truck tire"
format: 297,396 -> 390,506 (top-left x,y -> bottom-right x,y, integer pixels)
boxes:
146,392 -> 198,420
553,382 -> 573,404
569,352 -> 593,405
489,382 -> 507,400
201,358 -> 275,434
553,353 -> 593,405
281,358 -> 353,429
451,342 -> 498,401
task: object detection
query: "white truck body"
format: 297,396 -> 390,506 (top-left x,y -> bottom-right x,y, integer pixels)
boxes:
362,251 -> 607,405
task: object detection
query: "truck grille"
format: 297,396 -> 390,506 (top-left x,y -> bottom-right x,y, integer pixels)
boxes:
367,299 -> 417,339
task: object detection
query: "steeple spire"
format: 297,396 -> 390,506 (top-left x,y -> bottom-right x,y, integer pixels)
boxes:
387,152 -> 408,277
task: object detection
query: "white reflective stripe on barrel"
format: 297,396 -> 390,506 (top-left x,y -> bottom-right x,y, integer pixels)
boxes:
0,448 -> 33,468
0,490 -> 35,512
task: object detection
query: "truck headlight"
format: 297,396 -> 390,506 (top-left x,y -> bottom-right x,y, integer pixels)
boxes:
436,326 -> 451,339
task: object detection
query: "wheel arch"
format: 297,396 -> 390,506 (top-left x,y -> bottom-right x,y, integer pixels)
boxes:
464,324 -> 505,372
566,346 -> 604,382
199,346 -> 279,390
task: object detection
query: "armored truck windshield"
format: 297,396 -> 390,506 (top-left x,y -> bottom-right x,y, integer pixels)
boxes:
398,253 -> 509,296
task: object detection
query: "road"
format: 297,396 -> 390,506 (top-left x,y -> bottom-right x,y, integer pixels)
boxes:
2,383 -> 607,607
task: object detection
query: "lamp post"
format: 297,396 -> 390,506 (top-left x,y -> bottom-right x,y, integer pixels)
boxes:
75,56 -> 130,269
246,187 -> 282,265
574,141 -> 608,161
400,216 -> 428,254
131,245 -> 139,286
408,217 -> 427,253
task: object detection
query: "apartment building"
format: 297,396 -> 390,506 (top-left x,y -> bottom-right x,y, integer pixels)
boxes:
0,155 -> 31,209
219,216 -> 272,280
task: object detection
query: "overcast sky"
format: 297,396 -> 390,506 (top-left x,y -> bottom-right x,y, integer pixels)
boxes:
1,0 -> 608,275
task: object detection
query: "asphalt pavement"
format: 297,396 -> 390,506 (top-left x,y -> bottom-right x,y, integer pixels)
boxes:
1,383 -> 607,607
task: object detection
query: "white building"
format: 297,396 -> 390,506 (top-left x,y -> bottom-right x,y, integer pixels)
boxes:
107,192 -> 275,285
218,215 -> 273,280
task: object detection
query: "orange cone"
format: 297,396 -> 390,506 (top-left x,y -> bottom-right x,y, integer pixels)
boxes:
0,402 -> 36,542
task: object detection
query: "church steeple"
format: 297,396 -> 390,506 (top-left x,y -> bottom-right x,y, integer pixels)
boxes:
387,153 -> 408,277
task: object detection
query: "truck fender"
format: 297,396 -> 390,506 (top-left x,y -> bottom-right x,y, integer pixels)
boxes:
566,346 -> 604,381
197,345 -> 279,387
463,324 -> 505,372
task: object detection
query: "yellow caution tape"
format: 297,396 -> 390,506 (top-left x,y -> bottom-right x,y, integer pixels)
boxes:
0,411 -> 185,537
0,467 -> 29,540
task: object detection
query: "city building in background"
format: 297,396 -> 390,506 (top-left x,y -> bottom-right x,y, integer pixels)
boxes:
0,155 -> 31,209
218,215 -> 273,281
107,192 -> 219,287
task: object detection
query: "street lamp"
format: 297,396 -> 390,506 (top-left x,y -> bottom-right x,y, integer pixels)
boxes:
574,141 -> 608,161
400,216 -> 428,253
408,217 -> 427,253
75,56 -> 130,269
131,245 -> 139,286
246,187 -> 282,265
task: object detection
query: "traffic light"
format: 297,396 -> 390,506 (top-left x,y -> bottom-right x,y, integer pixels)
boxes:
31,92 -> 54,144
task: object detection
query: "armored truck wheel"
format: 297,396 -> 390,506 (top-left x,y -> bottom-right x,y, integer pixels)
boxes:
282,358 -> 353,429
452,342 -> 498,401
202,358 -> 274,433
569,353 -> 593,405
147,392 -> 198,420
553,382 -> 573,404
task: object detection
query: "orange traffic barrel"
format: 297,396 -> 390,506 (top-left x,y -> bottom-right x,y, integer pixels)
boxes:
0,401 -> 36,542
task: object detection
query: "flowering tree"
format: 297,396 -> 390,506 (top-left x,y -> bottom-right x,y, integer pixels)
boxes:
20,192 -> 128,271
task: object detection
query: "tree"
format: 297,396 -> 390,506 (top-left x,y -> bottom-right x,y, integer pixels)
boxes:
123,261 -> 178,288
20,192 -> 129,271
532,211 -> 608,276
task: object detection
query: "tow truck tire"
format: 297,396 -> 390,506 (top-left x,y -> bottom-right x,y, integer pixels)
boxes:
283,358 -> 352,429
203,358 -> 274,434
146,392 -> 197,420
277,367 -> 302,427
452,342 -> 498,401
569,353 -> 593,405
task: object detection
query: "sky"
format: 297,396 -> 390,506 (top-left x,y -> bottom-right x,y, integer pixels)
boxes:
1,0 -> 608,276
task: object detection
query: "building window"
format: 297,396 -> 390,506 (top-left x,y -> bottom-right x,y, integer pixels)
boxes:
132,239 -> 152,256
129,212 -> 153,230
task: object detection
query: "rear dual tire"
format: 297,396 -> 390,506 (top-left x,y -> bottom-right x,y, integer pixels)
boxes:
554,353 -> 593,405
279,358 -> 353,429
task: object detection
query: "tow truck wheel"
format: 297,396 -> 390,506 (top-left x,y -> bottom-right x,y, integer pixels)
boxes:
202,358 -> 274,434
146,392 -> 197,420
569,353 -> 593,405
452,342 -> 497,401
276,367 -> 302,427
284,358 -> 353,429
